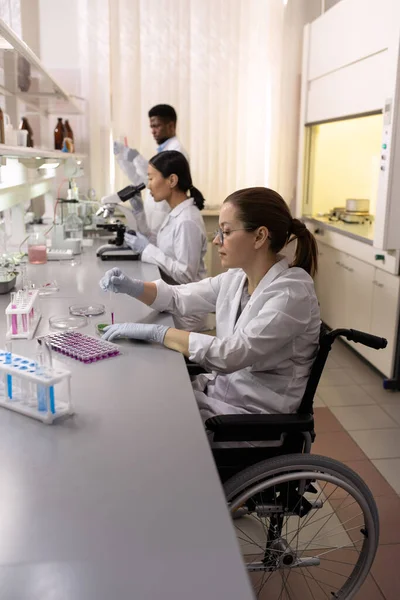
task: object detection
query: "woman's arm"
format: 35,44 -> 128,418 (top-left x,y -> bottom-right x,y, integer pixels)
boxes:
141,220 -> 204,284
163,328 -> 190,356
100,269 -> 222,316
137,281 -> 158,305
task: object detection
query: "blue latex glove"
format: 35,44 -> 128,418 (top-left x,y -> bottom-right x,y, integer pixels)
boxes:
99,267 -> 144,297
124,231 -> 149,254
102,322 -> 169,344
113,140 -> 124,155
113,141 -> 139,161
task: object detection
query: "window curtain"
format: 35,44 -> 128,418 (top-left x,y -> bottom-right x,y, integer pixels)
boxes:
82,0 -> 320,205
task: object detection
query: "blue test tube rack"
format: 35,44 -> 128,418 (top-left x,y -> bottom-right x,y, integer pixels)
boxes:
0,350 -> 73,424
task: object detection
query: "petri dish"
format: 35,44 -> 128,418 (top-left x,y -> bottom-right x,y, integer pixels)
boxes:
96,323 -> 110,336
49,315 -> 88,331
69,303 -> 105,317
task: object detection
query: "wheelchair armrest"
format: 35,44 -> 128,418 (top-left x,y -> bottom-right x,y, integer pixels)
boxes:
205,413 -> 314,442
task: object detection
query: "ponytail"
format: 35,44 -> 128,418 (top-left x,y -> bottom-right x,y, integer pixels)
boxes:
149,150 -> 205,210
288,218 -> 318,277
226,187 -> 318,277
189,185 -> 205,211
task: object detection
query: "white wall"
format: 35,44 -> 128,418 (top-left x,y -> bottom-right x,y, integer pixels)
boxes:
0,0 -> 21,36
277,0 -> 321,210
35,0 -> 94,195
25,0 -> 323,205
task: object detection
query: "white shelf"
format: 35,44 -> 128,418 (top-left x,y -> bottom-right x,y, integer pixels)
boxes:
0,145 -> 85,160
0,19 -> 84,116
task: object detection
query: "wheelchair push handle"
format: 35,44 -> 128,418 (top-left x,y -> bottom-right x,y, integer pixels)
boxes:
344,329 -> 387,350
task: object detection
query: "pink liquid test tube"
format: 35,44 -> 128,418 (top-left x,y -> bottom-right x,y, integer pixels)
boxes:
10,292 -> 18,335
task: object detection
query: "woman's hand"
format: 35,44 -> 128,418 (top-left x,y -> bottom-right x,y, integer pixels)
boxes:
124,231 -> 149,254
102,322 -> 169,343
99,268 -> 145,297
102,322 -> 191,358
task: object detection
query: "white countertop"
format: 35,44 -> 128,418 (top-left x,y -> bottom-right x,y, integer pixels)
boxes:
0,247 -> 253,600
304,215 -> 374,245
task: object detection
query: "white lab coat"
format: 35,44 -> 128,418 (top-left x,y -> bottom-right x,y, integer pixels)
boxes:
151,258 -> 321,421
141,198 -> 208,331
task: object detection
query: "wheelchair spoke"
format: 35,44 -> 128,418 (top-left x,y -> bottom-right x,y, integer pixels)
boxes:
228,456 -> 378,599
284,481 -> 342,546
255,569 -> 272,597
315,539 -> 365,558
235,525 -> 266,553
278,569 -> 292,600
292,492 -> 355,558
300,568 -> 318,600
285,495 -> 359,543
303,567 -> 336,598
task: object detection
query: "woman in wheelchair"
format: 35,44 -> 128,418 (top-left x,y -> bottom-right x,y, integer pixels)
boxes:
100,187 -> 383,599
100,186 -> 321,426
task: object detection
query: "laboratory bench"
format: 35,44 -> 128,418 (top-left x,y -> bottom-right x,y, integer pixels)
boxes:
303,216 -> 374,245
0,248 -> 253,600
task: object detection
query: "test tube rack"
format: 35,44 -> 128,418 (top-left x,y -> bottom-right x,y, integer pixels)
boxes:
0,350 -> 72,424
5,289 -> 41,339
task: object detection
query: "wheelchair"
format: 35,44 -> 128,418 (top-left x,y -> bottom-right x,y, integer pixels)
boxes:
187,327 -> 387,600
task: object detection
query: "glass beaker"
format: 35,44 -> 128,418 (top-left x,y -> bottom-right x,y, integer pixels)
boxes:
64,206 -> 83,240
28,232 -> 47,264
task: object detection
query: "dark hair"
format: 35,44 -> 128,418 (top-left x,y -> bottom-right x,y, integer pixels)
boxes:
148,104 -> 177,124
224,187 -> 318,276
149,150 -> 205,210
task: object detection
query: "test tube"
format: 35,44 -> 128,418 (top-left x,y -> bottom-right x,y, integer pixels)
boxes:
5,340 -> 12,399
10,292 -> 18,335
18,367 -> 31,404
108,291 -> 114,325
21,289 -> 28,333
35,348 -> 47,412
19,263 -> 28,290
28,282 -> 34,322
43,338 -> 55,414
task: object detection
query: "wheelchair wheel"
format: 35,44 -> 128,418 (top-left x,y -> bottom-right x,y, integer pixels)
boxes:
224,454 -> 379,600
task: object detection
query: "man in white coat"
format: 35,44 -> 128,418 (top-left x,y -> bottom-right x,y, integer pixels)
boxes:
114,104 -> 189,232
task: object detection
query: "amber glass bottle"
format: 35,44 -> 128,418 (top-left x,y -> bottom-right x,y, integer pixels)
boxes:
19,117 -> 34,147
54,118 -> 65,150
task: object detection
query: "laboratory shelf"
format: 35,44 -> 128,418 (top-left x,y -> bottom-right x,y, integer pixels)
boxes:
0,144 -> 86,160
0,18 -> 84,116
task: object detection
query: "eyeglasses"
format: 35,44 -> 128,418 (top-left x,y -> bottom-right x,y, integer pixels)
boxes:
213,228 -> 255,246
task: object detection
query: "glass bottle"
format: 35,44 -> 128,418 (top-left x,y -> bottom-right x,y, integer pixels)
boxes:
54,118 -> 65,150
64,120 -> 74,142
64,119 -> 74,153
27,231 -> 47,264
64,205 -> 83,240
19,117 -> 34,147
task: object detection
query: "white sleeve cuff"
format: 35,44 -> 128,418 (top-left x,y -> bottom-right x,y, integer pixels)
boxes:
151,279 -> 174,311
140,244 -> 156,263
188,332 -> 214,362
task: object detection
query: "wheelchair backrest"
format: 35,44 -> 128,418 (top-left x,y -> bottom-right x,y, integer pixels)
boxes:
297,324 -> 335,415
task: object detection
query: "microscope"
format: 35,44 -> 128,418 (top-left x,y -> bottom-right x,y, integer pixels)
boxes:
96,183 -> 145,260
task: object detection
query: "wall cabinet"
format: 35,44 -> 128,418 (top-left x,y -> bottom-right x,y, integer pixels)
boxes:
315,242 -> 400,377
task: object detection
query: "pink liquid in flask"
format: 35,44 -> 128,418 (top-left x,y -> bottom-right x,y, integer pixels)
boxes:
28,245 -> 47,264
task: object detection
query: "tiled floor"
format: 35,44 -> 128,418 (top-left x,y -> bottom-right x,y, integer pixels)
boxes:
313,338 -> 400,599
